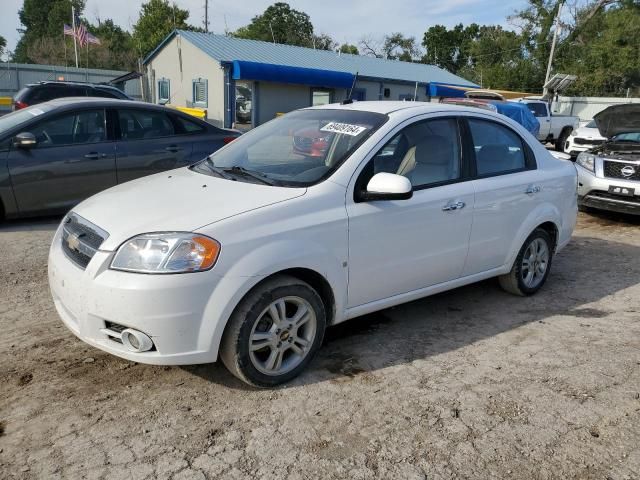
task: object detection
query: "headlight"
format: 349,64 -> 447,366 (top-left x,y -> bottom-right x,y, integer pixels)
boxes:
111,233 -> 220,274
576,152 -> 596,172
570,130 -> 578,136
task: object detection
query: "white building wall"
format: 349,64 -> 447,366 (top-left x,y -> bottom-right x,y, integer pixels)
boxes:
146,34 -> 226,126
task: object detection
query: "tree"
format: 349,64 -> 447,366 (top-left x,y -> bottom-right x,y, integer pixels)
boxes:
132,0 -> 190,59
360,33 -> 421,61
14,0 -> 86,63
339,43 -> 359,55
0,35 -> 6,58
87,19 -> 137,70
233,2 -> 315,48
422,23 -> 479,73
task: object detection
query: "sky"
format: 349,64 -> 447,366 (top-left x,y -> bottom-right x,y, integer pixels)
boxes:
1,0 -> 526,55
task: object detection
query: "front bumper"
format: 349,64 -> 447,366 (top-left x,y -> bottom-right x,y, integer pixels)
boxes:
48,224 -> 247,365
577,163 -> 640,215
565,137 -> 601,157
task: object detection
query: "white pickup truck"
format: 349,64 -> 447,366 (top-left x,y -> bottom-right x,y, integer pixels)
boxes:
517,99 -> 580,150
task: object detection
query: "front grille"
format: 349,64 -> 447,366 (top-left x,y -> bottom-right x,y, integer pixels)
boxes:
574,138 -> 604,146
603,160 -> 640,181
61,214 -> 108,269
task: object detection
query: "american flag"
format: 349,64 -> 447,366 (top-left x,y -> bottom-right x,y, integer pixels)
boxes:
63,24 -> 74,36
86,32 -> 101,45
76,22 -> 88,47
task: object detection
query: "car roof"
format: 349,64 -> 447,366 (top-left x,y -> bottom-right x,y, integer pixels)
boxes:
26,81 -> 120,90
306,100 -> 502,117
44,97 -> 159,108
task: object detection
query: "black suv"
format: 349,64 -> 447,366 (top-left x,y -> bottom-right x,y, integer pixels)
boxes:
13,81 -> 132,110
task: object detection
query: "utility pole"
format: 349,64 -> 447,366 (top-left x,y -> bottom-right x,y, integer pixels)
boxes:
204,0 -> 209,33
544,1 -> 564,95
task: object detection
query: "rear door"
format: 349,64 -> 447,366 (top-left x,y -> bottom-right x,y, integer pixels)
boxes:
113,108 -> 193,183
462,116 -> 541,276
7,108 -> 117,215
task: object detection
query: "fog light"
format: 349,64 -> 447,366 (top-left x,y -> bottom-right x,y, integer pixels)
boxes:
121,328 -> 153,352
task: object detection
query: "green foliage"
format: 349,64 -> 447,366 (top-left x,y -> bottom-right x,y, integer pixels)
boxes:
13,0 -> 85,63
132,0 -> 191,59
339,43 -> 359,55
0,35 -> 6,58
233,2 -> 318,48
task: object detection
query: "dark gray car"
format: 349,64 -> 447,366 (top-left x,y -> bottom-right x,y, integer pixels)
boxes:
0,98 -> 239,219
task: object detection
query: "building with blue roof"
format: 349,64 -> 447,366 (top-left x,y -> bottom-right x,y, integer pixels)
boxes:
143,29 -> 478,128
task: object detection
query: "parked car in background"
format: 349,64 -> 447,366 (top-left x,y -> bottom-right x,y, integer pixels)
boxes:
48,101 -> 577,387
0,98 -> 239,219
12,81 -> 132,110
576,104 -> 640,215
441,97 -> 540,138
516,99 -> 579,150
564,119 -> 606,156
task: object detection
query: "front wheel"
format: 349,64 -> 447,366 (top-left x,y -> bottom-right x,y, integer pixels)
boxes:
220,275 -> 326,387
499,228 -> 554,296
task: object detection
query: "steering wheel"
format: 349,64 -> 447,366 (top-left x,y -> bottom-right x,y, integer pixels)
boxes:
41,130 -> 52,145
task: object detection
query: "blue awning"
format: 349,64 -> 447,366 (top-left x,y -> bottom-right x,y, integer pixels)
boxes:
427,82 -> 476,98
232,60 -> 354,88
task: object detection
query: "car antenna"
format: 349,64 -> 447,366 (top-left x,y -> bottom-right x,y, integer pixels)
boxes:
342,71 -> 359,105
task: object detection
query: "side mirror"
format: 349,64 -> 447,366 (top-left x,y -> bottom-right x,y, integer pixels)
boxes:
14,132 -> 36,148
361,172 -> 413,201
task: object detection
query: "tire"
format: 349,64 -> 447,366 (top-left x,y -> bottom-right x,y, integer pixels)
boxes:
499,228 -> 554,296
555,128 -> 571,152
220,275 -> 326,387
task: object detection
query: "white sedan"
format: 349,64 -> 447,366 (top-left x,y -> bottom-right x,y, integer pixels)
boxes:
48,101 -> 578,386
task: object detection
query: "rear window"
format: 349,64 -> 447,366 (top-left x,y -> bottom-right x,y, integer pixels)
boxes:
526,102 -> 547,118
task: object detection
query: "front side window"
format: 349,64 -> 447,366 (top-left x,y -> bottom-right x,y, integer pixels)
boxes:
27,109 -> 106,146
368,118 -> 461,188
526,102 -> 547,118
192,78 -> 207,107
158,79 -> 170,103
193,109 -> 387,186
118,109 -> 175,140
468,118 -> 526,176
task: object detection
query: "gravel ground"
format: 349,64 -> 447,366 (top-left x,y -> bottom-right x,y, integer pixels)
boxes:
0,211 -> 639,480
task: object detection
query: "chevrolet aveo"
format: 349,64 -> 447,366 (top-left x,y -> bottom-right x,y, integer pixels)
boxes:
48,102 -> 578,386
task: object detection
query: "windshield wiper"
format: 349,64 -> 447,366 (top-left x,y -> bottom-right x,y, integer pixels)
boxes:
199,157 -> 234,180
223,166 -> 277,186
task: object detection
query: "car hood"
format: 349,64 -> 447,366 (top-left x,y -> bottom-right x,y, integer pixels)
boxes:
574,126 -> 605,139
594,104 -> 640,138
73,167 -> 306,251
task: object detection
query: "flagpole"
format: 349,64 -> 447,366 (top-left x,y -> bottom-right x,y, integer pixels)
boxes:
72,5 -> 79,68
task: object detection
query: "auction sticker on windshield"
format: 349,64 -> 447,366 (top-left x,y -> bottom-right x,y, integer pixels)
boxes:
320,122 -> 368,136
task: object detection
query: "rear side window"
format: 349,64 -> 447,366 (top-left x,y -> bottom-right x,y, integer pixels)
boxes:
118,109 -> 174,140
173,115 -> 205,134
90,88 -> 124,99
30,86 -> 87,103
468,119 -> 526,176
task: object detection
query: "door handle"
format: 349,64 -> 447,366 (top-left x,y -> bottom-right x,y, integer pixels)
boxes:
165,145 -> 182,152
442,201 -> 466,211
83,152 -> 106,160
525,185 -> 541,195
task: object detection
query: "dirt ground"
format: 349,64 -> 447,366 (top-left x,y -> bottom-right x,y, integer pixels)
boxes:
0,210 -> 639,480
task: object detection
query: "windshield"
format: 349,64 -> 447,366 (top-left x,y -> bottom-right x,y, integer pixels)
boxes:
193,109 -> 387,186
612,132 -> 640,142
0,104 -> 53,132
586,120 -> 596,128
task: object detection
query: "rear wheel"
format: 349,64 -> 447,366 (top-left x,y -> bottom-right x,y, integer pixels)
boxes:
555,128 -> 572,152
499,228 -> 553,296
220,275 -> 326,387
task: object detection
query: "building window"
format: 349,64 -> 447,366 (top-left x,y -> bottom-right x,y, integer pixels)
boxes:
192,78 -> 208,107
399,93 -> 417,101
311,89 -> 332,106
158,78 -> 170,104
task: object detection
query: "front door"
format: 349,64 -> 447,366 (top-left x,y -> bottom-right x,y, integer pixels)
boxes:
114,108 -> 193,183
346,117 -> 474,308
7,108 -> 116,215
